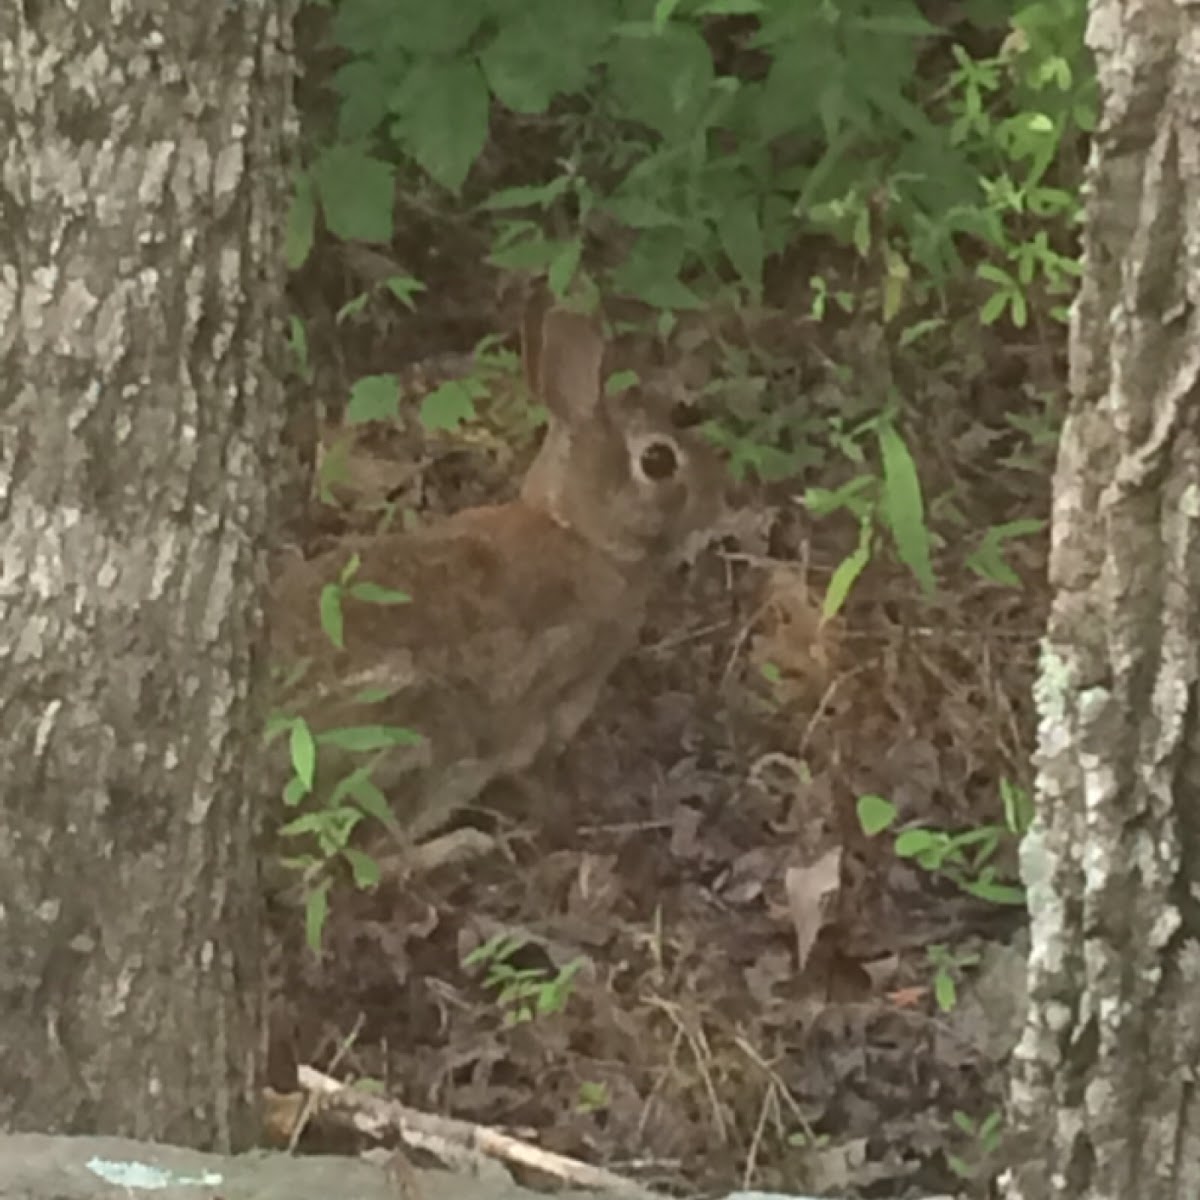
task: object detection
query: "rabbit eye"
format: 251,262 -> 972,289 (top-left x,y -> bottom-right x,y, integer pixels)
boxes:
639,439 -> 680,482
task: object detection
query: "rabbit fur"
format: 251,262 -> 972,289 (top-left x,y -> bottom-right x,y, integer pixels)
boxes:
269,302 -> 725,842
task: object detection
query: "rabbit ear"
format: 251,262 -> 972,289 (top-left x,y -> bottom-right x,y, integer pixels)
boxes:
538,307 -> 604,424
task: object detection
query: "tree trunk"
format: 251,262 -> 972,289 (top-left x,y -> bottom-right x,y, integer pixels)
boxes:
0,2 -> 294,1150
1004,1 -> 1200,1196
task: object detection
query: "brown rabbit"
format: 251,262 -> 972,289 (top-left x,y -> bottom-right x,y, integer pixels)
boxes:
268,302 -> 725,848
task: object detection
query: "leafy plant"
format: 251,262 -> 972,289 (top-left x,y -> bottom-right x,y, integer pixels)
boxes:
804,412 -> 935,615
576,1080 -> 610,1114
947,1108 -> 1003,1181
464,934 -> 586,1026
927,943 -> 981,1013
265,563 -> 422,951
856,778 -> 1031,906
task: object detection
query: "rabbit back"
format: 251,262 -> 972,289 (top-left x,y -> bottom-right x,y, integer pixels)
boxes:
269,504 -> 645,835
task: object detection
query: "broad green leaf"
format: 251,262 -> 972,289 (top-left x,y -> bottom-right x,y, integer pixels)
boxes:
653,0 -> 682,28
420,380 -> 476,431
319,584 -> 345,649
894,829 -> 937,859
305,881 -> 331,953
877,421 -> 935,594
850,13 -> 938,36
480,178 -> 573,211
282,776 -> 308,808
318,724 -> 424,752
346,373 -> 400,423
487,226 -> 559,271
285,173 -> 316,270
608,24 -> 714,136
857,793 -> 896,836
715,196 -> 764,293
391,59 -> 489,192
548,238 -> 583,297
343,848 -> 382,889
934,970 -> 957,1012
605,369 -> 640,396
610,228 -> 702,309
313,146 -> 395,244
333,59 -> 391,141
480,0 -> 609,114
348,581 -> 411,606
334,0 -> 483,54
602,192 -> 681,229
289,720 -> 317,792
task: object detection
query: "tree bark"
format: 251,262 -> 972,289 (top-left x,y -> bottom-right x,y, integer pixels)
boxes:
1004,1 -> 1200,1197
0,2 -> 294,1150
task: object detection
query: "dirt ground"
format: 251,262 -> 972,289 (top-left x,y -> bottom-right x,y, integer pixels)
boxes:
266,194 -> 1058,1198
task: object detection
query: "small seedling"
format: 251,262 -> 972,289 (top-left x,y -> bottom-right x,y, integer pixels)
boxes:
464,934 -> 585,1026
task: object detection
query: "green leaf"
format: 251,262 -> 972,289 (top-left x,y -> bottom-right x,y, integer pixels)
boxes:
333,59 -> 392,141
653,0 -> 682,28
480,178 -> 573,211
343,847 -> 382,889
487,228 -> 559,271
823,524 -> 872,619
348,581 -> 411,605
313,145 -> 395,244
334,0 -> 483,54
548,238 -> 583,297
851,12 -> 937,35
320,584 -> 345,649
336,294 -> 370,324
383,275 -> 426,310
346,373 -> 400,424
856,793 -> 897,836
282,775 -> 308,808
391,58 -> 489,192
963,878 -> 1026,906
305,881 -> 331,953
338,553 -> 362,585
289,720 -> 317,792
976,261 -> 1015,287
610,229 -> 702,309
605,369 -> 640,396
353,685 -> 399,705
877,421 -> 935,595
608,24 -> 714,136
715,196 -> 764,293
285,173 -> 316,270
420,380 -> 476,431
934,970 -> 957,1012
696,0 -> 765,12
348,774 -> 400,832
479,0 -> 609,114
318,725 -> 424,752
980,290 -> 1008,325
894,828 -> 937,859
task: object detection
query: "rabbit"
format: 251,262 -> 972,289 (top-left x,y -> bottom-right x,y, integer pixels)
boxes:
267,299 -> 726,853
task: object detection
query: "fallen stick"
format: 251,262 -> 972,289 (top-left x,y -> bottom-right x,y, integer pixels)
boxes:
297,1064 -> 663,1199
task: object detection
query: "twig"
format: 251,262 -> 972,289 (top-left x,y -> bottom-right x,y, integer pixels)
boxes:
297,1064 -> 663,1199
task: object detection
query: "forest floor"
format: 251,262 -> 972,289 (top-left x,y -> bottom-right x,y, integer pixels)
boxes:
266,193 -> 1059,1199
